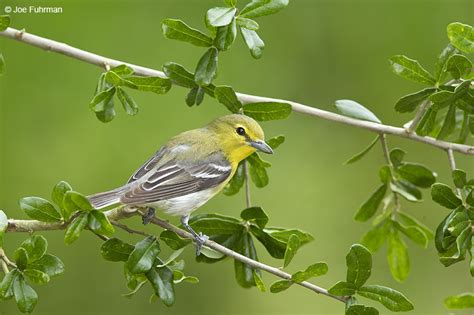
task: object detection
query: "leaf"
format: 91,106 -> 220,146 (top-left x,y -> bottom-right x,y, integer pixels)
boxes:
346,304 -> 379,315
240,28 -> 265,59
19,197 -> 62,223
357,285 -> 414,312
241,207 -> 269,229
14,248 -> 29,271
20,235 -> 47,263
0,15 -> 11,31
389,148 -> 405,167
101,238 -> 134,262
435,44 -> 458,83
24,269 -> 50,285
431,183 -> 462,209
416,107 -> 438,136
0,53 -> 5,75
360,221 -> 391,253
0,269 -> 18,300
452,169 -> 467,189
379,165 -> 392,184
214,85 -> 242,113
328,281 -> 356,296
240,0 -> 289,19
111,64 -> 134,76
250,225 -> 286,258
0,210 -> 8,246
446,54 -> 472,79
387,229 -> 410,282
236,17 -> 259,30
88,210 -> 115,236
206,7 -> 237,27
267,135 -> 285,149
346,244 -> 372,288
248,159 -> 269,188
389,55 -> 436,85
160,230 -> 191,250
444,293 -> 474,309
344,136 -> 379,165
51,181 -> 72,211
105,70 -> 124,86
439,225 -> 471,266
185,86 -> 204,106
162,62 -> 197,89
63,191 -> 94,218
265,228 -> 314,245
64,212 -> 89,245
398,211 -> 434,240
13,275 -> 38,313
283,234 -> 301,267
390,181 -> 421,202
437,104 -> 457,140
394,88 -> 436,113
146,263 -> 175,307
253,270 -> 265,292
124,76 -> 171,94
224,162 -> 245,195
162,19 -> 213,47
447,22 -> 474,53
269,280 -> 292,293
28,254 -> 65,278
393,221 -> 429,248
89,86 -> 115,111
224,0 -> 237,7
126,236 -> 161,274
396,163 -> 437,188
234,231 -> 259,288
194,47 -> 219,86
95,91 -> 116,123
354,185 -> 387,222
189,213 -> 243,235
243,102 -> 292,121
291,262 -> 328,282
116,87 -> 139,115
335,100 -> 381,123
214,19 -> 237,51
173,270 -> 199,284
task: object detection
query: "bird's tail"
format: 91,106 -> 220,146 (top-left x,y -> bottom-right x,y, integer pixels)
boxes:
88,186 -> 128,209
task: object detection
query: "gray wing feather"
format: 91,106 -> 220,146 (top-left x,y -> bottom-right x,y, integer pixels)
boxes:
127,146 -> 167,183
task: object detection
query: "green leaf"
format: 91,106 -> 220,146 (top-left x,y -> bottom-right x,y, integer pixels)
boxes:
389,148 -> 405,167
396,163 -> 436,188
291,262 -> 328,282
14,248 -> 28,271
0,15 -> 11,31
243,102 -> 292,121
101,238 -> 134,262
379,165 -> 392,184
24,269 -> 50,285
250,225 -> 286,258
13,275 -> 38,313
95,92 -> 116,123
283,234 -> 300,267
185,86 -> 205,106
64,212 -> 89,245
240,0 -> 289,19
160,230 -> 191,250
223,162 -> 245,195
269,280 -> 292,293
214,19 -> 237,51
247,158 -> 269,188
173,270 -> 199,284
0,269 -> 19,300
189,213 -> 243,235
346,304 -> 379,315
63,191 -> 94,218
416,107 -> 438,136
387,229 -> 409,282
357,285 -> 414,312
445,293 -> 474,309
390,181 -> 421,202
389,55 -> 436,85
265,228 -> 314,246
431,183 -> 462,209
452,169 -> 467,189
20,235 -> 47,263
28,254 -> 65,278
393,221 -> 429,248
267,135 -> 285,149
224,0 -> 237,7
344,136 -> 379,165
194,47 -> 219,86
234,231 -> 259,288
328,281 -> 356,296
162,19 -> 213,47
116,87 -> 139,115
439,225 -> 471,266
398,211 -> 434,240
346,244 -> 372,288
89,86 -> 115,111
437,104 -> 457,140
124,76 -> 171,94
105,70 -> 124,86
446,54 -> 472,79
19,197 -> 62,223
394,88 -> 436,113
241,207 -> 269,229
88,210 -> 115,236
126,236 -> 161,274
435,44 -> 458,83
162,62 -> 197,89
253,270 -> 265,292
0,53 -> 5,75
360,221 -> 390,253
447,22 -> 474,53
335,100 -> 381,123
0,210 -> 8,247
51,180 -> 72,212
207,7 -> 237,27
214,85 -> 242,113
236,17 -> 259,30
354,185 -> 387,222
146,263 -> 175,307
240,28 -> 265,59
110,64 -> 134,76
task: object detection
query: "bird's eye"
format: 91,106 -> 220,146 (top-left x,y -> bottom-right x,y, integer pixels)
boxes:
236,127 -> 246,136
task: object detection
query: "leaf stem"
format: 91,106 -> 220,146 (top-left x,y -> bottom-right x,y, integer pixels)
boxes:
243,160 -> 252,208
379,133 -> 401,217
446,149 -> 463,198
406,99 -> 431,133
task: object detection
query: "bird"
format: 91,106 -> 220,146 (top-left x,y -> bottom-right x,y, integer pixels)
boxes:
88,114 -> 273,254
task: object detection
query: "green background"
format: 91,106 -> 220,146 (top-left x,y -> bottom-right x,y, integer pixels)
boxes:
0,0 -> 473,314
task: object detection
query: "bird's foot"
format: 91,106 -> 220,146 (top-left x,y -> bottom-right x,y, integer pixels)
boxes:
142,208 -> 156,225
193,232 -> 209,256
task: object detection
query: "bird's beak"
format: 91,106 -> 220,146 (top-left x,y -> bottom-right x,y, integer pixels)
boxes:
250,140 -> 274,154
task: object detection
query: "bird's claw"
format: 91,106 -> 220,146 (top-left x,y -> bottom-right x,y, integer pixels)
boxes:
142,208 -> 156,225
194,232 -> 209,256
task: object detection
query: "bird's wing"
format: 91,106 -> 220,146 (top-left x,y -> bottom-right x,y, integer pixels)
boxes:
121,151 -> 232,205
127,147 -> 167,183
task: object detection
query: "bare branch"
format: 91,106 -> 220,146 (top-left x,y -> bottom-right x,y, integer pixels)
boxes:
1,27 -> 473,155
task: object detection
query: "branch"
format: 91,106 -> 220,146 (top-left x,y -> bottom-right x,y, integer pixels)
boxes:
446,149 -> 463,197
4,207 -> 347,304
1,27 -> 473,155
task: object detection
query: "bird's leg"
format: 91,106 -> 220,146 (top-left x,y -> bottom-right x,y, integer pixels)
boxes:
181,215 -> 209,256
142,208 -> 156,225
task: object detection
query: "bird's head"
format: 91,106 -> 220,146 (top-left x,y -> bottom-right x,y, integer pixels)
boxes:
208,114 -> 273,164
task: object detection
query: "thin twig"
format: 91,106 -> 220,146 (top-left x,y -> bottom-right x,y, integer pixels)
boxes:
446,149 -> 463,197
243,160 -> 252,208
406,99 -> 431,133
380,134 -> 401,216
0,248 -> 16,272
112,221 -> 151,236
0,27 -> 473,155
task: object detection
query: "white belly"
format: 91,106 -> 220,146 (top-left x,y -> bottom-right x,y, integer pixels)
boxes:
146,188 -> 217,216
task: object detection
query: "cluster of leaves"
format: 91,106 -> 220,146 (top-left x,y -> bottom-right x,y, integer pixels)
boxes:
391,22 -> 473,143
18,181 -> 115,245
159,206 -> 313,290
0,15 -> 11,75
0,233 -> 65,313
328,245 -> 414,315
